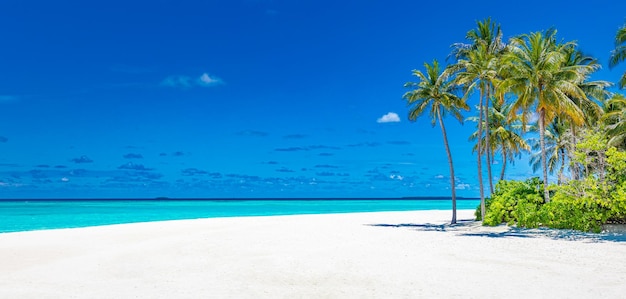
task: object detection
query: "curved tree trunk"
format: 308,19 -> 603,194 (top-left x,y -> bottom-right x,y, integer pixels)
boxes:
539,109 -> 550,203
437,109 -> 456,224
478,87 -> 486,219
500,150 -> 507,181
485,87 -> 494,195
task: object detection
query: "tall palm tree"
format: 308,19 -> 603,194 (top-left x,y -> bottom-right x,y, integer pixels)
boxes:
451,18 -> 504,218
498,29 -> 590,202
404,60 -> 469,224
609,23 -> 626,89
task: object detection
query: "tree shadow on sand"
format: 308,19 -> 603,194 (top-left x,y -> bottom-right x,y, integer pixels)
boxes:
368,219 -> 626,243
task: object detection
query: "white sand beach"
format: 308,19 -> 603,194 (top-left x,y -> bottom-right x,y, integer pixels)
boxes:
1,209 -> 625,298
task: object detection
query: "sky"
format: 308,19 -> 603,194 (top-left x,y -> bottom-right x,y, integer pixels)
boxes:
0,0 -> 625,199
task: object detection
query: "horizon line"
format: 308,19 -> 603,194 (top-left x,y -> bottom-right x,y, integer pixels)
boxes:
0,196 -> 480,201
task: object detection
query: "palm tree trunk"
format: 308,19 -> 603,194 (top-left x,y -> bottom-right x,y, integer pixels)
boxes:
539,109 -> 550,203
485,87 -> 494,194
599,152 -> 606,183
500,150 -> 507,181
558,147 -> 566,185
437,109 -> 457,224
478,87 -> 486,220
570,124 -> 579,181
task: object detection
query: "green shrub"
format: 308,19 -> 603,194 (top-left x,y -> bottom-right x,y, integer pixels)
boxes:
481,177 -> 543,226
476,130 -> 626,232
539,191 -> 609,233
474,197 -> 492,221
608,181 -> 626,223
515,197 -> 542,228
536,177 -> 615,233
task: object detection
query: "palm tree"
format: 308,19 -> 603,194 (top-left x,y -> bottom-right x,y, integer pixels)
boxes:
403,60 -> 469,224
603,93 -> 626,149
609,23 -> 626,89
498,29 -> 590,202
468,100 -> 530,181
559,46 -> 610,180
528,118 -> 570,184
451,18 -> 505,218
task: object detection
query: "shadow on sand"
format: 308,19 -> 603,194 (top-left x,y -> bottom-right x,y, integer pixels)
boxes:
368,219 -> 626,243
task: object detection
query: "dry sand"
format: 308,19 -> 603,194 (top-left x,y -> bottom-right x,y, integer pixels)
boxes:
1,209 -> 625,298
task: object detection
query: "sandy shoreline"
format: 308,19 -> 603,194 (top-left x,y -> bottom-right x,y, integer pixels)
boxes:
1,209 -> 625,298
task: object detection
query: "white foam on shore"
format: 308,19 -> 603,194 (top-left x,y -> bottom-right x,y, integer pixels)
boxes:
1,209 -> 625,298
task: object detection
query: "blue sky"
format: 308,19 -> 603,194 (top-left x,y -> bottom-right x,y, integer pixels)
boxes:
0,0 -> 625,198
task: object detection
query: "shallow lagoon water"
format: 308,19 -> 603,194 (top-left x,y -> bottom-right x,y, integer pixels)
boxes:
0,198 -> 479,233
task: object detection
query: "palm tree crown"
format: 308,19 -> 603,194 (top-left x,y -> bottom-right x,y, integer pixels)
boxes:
609,24 -> 626,88
404,60 -> 467,125
603,93 -> 626,149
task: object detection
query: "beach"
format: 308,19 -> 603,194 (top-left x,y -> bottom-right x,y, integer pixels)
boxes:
1,209 -> 625,298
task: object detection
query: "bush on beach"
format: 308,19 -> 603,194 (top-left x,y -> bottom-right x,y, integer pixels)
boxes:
478,131 -> 626,233
478,177 -> 622,233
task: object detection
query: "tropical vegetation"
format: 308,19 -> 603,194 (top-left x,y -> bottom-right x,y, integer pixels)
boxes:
405,19 -> 626,231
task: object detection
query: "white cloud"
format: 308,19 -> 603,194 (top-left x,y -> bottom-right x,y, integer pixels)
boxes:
389,174 -> 404,181
198,73 -> 222,86
377,112 -> 400,123
455,183 -> 470,190
162,72 -> 223,89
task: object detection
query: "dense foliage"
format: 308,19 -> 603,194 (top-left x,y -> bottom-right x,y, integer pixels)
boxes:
479,130 -> 626,232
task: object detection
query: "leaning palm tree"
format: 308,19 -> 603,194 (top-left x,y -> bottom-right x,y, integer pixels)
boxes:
498,29 -> 589,202
403,59 -> 469,224
609,23 -> 626,89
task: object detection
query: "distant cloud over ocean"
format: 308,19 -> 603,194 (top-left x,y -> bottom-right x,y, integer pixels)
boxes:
70,156 -> 93,164
198,73 -> 222,86
118,162 -> 153,171
377,112 -> 400,123
162,72 -> 223,88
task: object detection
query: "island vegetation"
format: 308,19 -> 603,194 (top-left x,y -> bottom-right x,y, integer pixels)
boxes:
404,18 -> 626,232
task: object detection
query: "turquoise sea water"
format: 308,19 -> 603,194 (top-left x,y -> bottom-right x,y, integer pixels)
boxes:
0,198 -> 479,233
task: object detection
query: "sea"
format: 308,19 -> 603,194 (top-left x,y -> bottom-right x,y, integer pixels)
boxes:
0,198 -> 480,233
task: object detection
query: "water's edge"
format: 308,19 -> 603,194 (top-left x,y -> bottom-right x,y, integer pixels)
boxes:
1,198 -> 480,233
